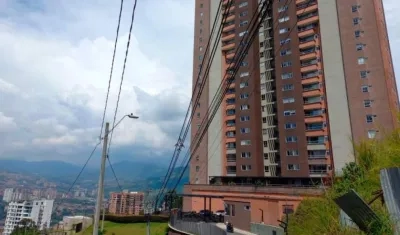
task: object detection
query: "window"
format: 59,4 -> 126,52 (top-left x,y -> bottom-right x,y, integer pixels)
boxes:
200,3 -> 203,8
283,97 -> 295,104
241,140 -> 251,145
283,84 -> 294,91
353,17 -> 361,25
240,116 -> 250,121
287,150 -> 299,156
361,85 -> 370,92
240,128 -> 250,133
280,49 -> 292,56
358,57 -> 367,64
364,100 -> 373,107
284,110 -> 296,116
241,152 -> 251,158
368,130 -> 377,139
240,61 -> 248,66
285,123 -> 296,129
283,205 -> 295,214
280,38 -> 291,45
360,70 -> 368,78
278,6 -> 288,13
239,11 -> 248,17
282,72 -> 293,79
244,205 -> 251,211
197,124 -> 201,129
241,165 -> 252,171
200,12 -> 204,17
200,20 -> 203,25
352,5 -> 360,12
239,31 -> 248,37
239,2 -> 248,8
287,164 -> 300,170
356,43 -> 365,51
199,55 -> 203,61
239,20 -> 248,27
196,112 -> 200,118
199,28 -> 203,34
240,82 -> 249,88
355,30 -> 362,38
196,166 -> 200,172
240,104 -> 249,110
281,61 -> 292,67
366,114 -> 376,123
286,136 -> 298,143
264,166 -> 270,172
199,46 -> 203,51
240,71 -> 249,77
240,93 -> 249,99
279,28 -> 290,34
278,16 -> 290,23
199,37 -> 203,42
196,155 -> 199,161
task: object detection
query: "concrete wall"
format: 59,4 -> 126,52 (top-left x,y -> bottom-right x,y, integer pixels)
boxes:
250,223 -> 284,235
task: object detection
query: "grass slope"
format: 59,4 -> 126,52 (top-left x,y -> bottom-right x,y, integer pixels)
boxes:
82,221 -> 168,235
288,127 -> 400,235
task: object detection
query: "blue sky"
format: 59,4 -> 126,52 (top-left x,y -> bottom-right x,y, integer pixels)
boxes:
0,0 -> 399,165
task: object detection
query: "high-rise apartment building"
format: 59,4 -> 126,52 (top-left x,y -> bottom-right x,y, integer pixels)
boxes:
3,199 -> 53,235
108,191 -> 144,215
185,0 -> 397,231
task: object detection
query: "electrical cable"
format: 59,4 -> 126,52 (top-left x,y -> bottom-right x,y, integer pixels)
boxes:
171,0 -> 273,192
154,0 -> 233,208
176,0 -> 314,191
192,0 -> 296,181
106,0 -> 139,192
99,0 -> 125,140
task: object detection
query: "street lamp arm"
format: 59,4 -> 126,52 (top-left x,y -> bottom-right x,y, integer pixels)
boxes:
107,113 -> 139,136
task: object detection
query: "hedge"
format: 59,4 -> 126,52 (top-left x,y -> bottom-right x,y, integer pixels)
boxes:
103,214 -> 170,223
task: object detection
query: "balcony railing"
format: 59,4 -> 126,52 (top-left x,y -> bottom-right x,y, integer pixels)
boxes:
309,170 -> 328,174
298,12 -> 318,21
308,155 -> 326,159
301,60 -> 318,67
302,72 -> 319,79
297,0 -> 317,10
299,35 -> 316,44
307,140 -> 324,145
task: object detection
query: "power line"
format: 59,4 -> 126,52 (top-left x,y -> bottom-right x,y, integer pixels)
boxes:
107,155 -> 123,192
154,0 -> 234,208
171,0 -> 273,192
106,0 -> 139,192
99,0 -> 125,139
192,0 -> 295,181
175,0 -> 313,191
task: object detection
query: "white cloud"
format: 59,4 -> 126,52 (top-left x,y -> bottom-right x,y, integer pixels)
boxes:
0,0 -> 193,163
0,112 -> 17,132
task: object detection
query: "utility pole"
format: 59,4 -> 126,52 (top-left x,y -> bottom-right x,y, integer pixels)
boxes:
100,175 -> 107,232
93,122 -> 109,235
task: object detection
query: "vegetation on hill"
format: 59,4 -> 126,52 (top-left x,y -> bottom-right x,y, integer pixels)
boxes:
288,126 -> 400,234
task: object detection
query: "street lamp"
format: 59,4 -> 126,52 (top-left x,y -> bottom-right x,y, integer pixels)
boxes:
93,113 -> 139,235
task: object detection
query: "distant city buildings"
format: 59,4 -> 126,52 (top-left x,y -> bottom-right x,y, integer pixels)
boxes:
3,199 -> 54,235
108,190 -> 144,215
2,188 -> 58,203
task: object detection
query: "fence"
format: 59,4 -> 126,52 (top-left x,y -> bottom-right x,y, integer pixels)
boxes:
169,213 -> 226,235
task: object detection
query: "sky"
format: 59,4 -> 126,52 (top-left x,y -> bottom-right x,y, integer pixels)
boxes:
0,0 -> 399,165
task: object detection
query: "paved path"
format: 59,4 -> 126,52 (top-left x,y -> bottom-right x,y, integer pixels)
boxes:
215,223 -> 257,235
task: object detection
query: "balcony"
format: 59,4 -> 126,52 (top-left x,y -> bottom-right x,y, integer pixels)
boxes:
297,3 -> 318,15
297,0 -> 317,10
222,42 -> 235,51
300,47 -> 317,60
297,11 -> 319,25
222,30 -> 235,42
226,166 -> 237,175
226,109 -> 235,116
307,136 -> 325,145
223,21 -> 235,33
305,122 -> 324,131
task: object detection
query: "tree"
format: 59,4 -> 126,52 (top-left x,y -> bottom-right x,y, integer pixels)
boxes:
164,190 -> 183,210
11,219 -> 40,235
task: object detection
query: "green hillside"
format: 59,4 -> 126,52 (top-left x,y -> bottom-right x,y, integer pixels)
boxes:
288,126 -> 400,234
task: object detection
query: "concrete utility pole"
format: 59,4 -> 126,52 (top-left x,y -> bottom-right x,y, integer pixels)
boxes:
101,189 -> 106,232
93,122 -> 109,235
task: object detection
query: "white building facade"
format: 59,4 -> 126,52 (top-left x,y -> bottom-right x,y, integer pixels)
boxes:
2,199 -> 54,235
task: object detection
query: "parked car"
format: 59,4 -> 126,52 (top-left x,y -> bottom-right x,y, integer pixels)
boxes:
199,210 -> 212,216
214,210 -> 226,216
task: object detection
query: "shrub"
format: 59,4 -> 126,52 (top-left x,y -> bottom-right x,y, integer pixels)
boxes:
104,214 -> 169,223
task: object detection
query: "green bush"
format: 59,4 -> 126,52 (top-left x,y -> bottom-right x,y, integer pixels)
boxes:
288,125 -> 400,235
103,214 -> 169,223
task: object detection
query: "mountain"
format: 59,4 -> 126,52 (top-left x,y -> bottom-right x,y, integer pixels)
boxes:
0,159 -> 189,192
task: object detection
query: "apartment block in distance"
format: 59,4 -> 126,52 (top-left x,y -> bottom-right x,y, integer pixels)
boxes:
184,0 -> 398,232
108,190 -> 144,215
3,199 -> 54,235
